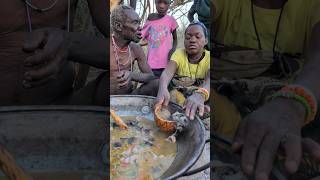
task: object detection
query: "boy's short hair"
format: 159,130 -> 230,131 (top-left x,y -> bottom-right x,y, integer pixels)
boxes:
110,5 -> 133,32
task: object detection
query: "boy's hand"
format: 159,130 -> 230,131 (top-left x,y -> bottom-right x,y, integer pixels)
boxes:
117,70 -> 132,88
139,38 -> 148,46
155,88 -> 170,108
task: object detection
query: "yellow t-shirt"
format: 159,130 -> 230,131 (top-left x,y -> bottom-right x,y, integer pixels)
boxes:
171,48 -> 210,79
213,0 -> 320,54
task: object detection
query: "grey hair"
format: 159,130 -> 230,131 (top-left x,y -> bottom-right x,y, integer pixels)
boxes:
110,5 -> 133,32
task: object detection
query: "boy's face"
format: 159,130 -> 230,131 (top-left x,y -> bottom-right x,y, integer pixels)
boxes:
184,25 -> 208,55
155,0 -> 170,16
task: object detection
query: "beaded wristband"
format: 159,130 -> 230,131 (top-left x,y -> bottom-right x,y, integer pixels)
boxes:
283,85 -> 317,124
272,91 -> 312,121
194,87 -> 209,101
271,85 -> 317,125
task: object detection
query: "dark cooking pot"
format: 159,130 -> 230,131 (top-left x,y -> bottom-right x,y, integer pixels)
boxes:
0,106 -> 108,179
110,95 -> 209,179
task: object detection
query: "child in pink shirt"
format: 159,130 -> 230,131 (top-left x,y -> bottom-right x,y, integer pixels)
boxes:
141,0 -> 178,77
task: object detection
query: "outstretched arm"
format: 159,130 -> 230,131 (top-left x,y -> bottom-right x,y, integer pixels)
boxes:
67,32 -> 108,69
155,61 -> 177,107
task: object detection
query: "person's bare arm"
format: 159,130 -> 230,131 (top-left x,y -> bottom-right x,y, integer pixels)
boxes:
184,71 -> 210,120
155,61 -> 177,106
131,43 -> 156,83
168,30 -> 177,60
159,61 -> 177,91
21,1 -> 108,88
232,22 -> 320,180
67,33 -> 108,69
87,0 -> 108,37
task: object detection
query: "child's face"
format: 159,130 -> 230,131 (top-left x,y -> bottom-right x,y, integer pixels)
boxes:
184,25 -> 208,55
155,0 -> 170,16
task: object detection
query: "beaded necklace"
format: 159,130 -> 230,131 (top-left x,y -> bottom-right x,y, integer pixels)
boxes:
24,0 -> 71,32
111,35 -> 133,72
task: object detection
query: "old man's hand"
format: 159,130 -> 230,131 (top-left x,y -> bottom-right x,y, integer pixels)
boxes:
116,70 -> 132,88
232,98 -> 320,180
22,28 -> 69,88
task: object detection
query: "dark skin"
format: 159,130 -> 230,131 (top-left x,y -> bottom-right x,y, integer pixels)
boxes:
213,0 -> 320,179
23,0 -> 108,84
156,25 -> 210,120
0,0 -> 108,105
110,8 -> 157,95
140,0 -> 177,60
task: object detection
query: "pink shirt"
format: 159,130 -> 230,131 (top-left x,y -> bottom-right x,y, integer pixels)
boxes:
141,15 -> 178,69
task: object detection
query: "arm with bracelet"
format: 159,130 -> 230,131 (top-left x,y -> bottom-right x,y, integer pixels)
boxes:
268,22 -> 320,127
231,21 -> 320,179
184,71 -> 210,120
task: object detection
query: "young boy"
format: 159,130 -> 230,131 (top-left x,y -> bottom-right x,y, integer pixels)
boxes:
141,0 -> 178,77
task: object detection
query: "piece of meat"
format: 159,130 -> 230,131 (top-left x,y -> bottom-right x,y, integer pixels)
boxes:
166,135 -> 176,143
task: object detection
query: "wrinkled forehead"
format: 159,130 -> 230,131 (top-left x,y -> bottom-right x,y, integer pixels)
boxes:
124,8 -> 140,23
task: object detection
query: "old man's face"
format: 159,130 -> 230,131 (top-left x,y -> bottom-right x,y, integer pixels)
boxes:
121,9 -> 142,43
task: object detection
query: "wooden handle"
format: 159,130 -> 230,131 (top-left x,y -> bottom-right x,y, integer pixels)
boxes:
0,144 -> 33,180
110,109 -> 128,130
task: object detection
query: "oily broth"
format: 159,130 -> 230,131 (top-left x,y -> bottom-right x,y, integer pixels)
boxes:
110,116 -> 177,179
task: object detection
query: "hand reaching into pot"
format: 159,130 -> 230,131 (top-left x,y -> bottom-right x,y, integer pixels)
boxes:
155,88 -> 171,108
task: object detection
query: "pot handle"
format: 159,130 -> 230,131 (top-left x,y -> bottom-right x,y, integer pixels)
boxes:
179,134 -> 233,177
180,139 -> 211,177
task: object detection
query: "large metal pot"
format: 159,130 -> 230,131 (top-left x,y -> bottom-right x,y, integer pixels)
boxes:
0,106 -> 108,179
110,95 -> 208,179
